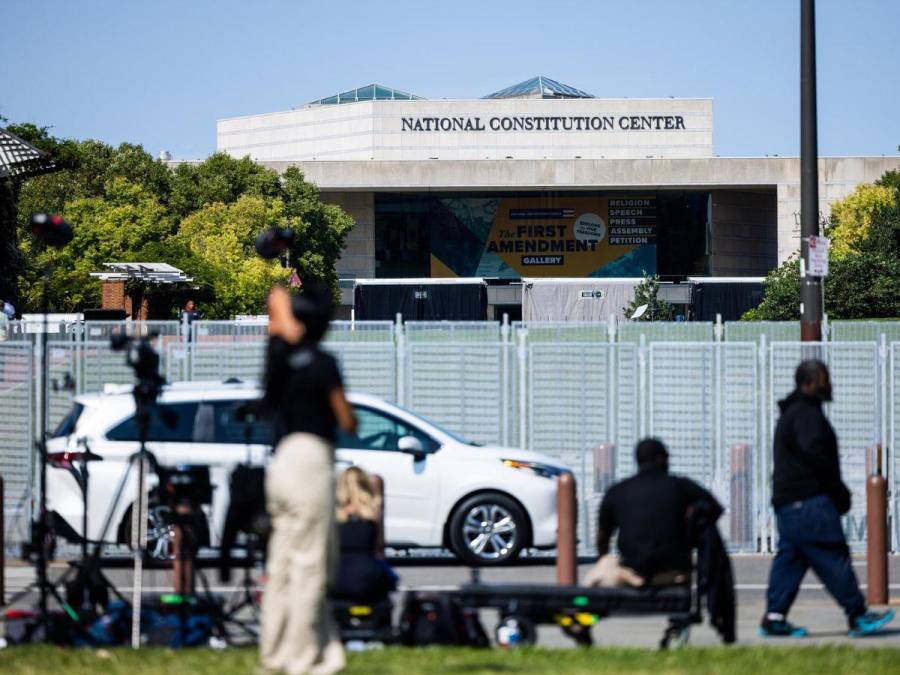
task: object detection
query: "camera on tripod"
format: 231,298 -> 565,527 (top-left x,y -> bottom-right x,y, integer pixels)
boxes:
110,332 -> 164,394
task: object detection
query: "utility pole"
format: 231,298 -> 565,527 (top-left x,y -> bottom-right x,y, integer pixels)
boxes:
800,0 -> 823,342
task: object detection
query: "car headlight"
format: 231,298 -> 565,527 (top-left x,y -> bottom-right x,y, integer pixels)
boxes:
501,459 -> 565,479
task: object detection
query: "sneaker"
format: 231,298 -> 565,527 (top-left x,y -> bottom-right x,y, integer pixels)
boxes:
848,609 -> 895,637
758,618 -> 808,638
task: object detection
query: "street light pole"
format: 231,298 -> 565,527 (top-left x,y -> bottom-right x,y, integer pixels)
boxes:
800,0 -> 823,342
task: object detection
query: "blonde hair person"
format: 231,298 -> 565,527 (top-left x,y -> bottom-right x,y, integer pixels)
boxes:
331,467 -> 397,604
336,467 -> 381,524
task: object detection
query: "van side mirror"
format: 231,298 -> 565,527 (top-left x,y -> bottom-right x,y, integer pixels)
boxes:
398,435 -> 427,461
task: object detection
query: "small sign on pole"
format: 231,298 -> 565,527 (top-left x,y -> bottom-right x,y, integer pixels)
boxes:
807,235 -> 830,277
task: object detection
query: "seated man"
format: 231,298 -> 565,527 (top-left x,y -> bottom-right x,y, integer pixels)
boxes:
586,438 -> 723,587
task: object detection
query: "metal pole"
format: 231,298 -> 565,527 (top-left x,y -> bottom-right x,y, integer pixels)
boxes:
866,445 -> 888,605
370,474 -> 385,558
556,472 -> 577,585
800,0 -> 823,342
730,444 -> 753,550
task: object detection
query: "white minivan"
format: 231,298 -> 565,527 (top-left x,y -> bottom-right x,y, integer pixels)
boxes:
46,380 -> 568,565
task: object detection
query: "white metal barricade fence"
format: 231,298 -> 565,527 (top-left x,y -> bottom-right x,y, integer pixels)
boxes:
3,319 -> 900,556
0,343 -> 34,555
767,342 -> 883,553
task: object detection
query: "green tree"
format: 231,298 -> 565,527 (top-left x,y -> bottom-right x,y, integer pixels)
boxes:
173,195 -> 291,318
170,153 -> 281,218
744,171 -> 900,320
742,256 -> 801,321
8,125 -> 355,317
281,167 -> 354,296
19,179 -> 174,311
623,272 -> 674,321
826,183 -> 898,257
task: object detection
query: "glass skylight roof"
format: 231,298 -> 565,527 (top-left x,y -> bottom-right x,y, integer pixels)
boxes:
310,84 -> 425,105
483,76 -> 594,100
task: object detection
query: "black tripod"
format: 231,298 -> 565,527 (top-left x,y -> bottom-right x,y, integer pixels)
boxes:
20,214 -> 76,640
208,404 -> 270,644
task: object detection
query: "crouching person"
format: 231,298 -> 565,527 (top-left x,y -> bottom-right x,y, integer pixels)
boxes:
585,438 -> 723,588
331,467 -> 398,604
260,285 -> 357,675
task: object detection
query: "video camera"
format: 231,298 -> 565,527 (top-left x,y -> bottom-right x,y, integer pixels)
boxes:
110,333 -> 164,393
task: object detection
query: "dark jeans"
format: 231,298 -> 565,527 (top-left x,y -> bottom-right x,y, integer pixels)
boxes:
766,494 -> 865,625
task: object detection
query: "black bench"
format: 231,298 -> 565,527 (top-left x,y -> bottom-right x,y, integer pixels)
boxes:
425,578 -> 700,648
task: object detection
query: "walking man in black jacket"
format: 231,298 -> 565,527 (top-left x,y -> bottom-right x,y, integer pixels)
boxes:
760,360 -> 895,638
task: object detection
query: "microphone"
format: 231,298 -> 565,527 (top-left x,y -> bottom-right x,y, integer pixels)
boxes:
255,227 -> 293,260
29,213 -> 74,248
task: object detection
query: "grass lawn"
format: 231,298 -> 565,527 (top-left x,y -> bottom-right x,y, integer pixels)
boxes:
1,645 -> 900,674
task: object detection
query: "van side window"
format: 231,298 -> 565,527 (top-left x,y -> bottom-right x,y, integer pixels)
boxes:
337,406 -> 437,452
106,403 -> 200,442
212,400 -> 273,445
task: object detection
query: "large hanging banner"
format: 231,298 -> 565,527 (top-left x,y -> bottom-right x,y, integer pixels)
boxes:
430,195 -> 656,278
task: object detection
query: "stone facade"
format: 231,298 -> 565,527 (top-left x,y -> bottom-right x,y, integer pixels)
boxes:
288,156 -> 900,269
210,96 -> 900,278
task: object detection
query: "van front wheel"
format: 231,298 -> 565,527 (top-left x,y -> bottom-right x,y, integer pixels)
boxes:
448,493 -> 527,566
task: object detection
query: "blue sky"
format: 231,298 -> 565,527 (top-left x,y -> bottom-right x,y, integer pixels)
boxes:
2,0 -> 898,159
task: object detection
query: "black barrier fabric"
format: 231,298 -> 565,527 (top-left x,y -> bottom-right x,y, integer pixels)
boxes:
690,282 -> 763,322
353,283 -> 488,321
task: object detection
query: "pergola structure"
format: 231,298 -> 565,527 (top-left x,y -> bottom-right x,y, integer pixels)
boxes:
90,262 -> 193,284
90,263 -> 193,319
1,127 -> 61,306
0,127 -> 56,180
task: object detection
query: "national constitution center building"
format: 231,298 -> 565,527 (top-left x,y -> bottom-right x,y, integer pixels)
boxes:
216,77 -> 900,296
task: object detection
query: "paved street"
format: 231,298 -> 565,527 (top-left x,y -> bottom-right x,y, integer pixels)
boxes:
4,555 -> 900,648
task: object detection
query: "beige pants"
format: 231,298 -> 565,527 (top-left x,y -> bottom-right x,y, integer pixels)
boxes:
260,433 -> 344,675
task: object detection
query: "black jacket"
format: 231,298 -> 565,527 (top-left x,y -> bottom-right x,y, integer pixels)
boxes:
695,508 -> 736,644
772,390 -> 851,513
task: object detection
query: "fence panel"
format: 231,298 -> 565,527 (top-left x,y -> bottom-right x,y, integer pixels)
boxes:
0,343 -> 34,556
648,342 -> 716,485
405,342 -> 510,446
326,321 -> 395,343
46,342 -> 81,429
769,342 -> 879,552
80,341 -> 141,394
526,342 -> 618,553
326,342 -> 397,403
405,321 -> 501,343
192,320 -> 268,343
186,342 -> 266,382
619,321 -> 714,343
513,321 -> 611,343
726,321 -> 800,343
721,343 -> 760,551
79,320 -> 182,341
892,343 -> 900,550
831,321 -> 900,343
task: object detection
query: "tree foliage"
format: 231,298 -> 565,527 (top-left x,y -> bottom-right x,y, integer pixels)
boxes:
623,272 -> 674,321
5,126 -> 354,318
18,179 -> 173,311
173,196 -> 291,318
744,171 -> 900,320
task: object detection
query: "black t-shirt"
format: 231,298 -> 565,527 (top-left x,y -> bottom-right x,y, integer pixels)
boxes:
598,468 -> 722,579
263,337 -> 343,443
